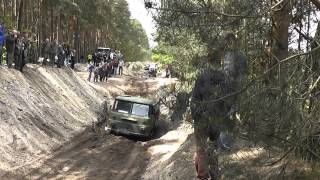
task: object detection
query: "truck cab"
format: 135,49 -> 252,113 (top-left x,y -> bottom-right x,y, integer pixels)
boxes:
107,95 -> 160,138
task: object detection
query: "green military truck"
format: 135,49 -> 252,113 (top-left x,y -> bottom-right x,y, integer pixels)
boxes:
106,95 -> 160,138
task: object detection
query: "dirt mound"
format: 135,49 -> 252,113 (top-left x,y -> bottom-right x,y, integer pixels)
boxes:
142,123 -> 195,180
0,65 -> 103,174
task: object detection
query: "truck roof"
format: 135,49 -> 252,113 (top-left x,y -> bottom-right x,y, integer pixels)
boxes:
97,47 -> 110,50
116,95 -> 157,105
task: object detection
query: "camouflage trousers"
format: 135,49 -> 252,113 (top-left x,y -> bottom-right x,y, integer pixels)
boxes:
194,119 -> 220,180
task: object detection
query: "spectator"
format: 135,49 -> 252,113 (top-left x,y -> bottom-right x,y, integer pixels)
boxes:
118,59 -> 124,76
5,30 -> 17,68
14,32 -> 27,72
41,38 -> 51,65
51,40 -> 59,67
87,53 -> 93,64
70,50 -> 75,69
87,62 -> 94,81
57,43 -> 65,68
28,33 -> 38,64
0,22 -> 5,64
93,52 -> 98,67
117,50 -> 123,60
165,64 -> 171,78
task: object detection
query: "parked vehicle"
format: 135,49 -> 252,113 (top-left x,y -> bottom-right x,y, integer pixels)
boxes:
144,63 -> 157,77
106,95 -> 160,138
95,47 -> 111,63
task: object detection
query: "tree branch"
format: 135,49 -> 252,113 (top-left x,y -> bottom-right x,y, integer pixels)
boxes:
149,7 -> 259,18
294,27 -> 313,41
311,0 -> 320,10
196,45 -> 320,105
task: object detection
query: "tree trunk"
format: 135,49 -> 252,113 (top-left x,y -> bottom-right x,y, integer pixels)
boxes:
74,16 -> 80,62
50,5 -> 53,40
17,0 -> 23,31
270,0 -> 292,87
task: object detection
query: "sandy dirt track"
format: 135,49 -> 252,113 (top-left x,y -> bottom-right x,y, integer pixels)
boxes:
0,64 -> 192,180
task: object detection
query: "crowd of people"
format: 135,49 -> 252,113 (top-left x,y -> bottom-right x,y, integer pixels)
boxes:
87,49 -> 125,82
0,23 -> 82,72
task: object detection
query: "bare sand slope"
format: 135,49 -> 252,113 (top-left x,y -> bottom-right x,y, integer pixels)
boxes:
0,64 -> 103,174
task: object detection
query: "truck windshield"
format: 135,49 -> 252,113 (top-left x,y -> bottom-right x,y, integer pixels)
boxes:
115,100 -> 131,114
132,103 -> 149,117
114,100 -> 150,117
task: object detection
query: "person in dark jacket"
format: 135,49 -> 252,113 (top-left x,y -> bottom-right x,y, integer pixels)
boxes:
57,44 -> 65,68
191,68 -> 233,180
51,40 -> 59,67
190,42 -> 236,179
70,49 -> 75,69
93,52 -> 98,67
191,33 -> 247,180
14,33 -> 27,72
5,30 -> 17,68
42,38 -> 51,66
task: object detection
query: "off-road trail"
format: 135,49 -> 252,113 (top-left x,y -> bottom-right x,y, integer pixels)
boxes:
0,63 -> 194,180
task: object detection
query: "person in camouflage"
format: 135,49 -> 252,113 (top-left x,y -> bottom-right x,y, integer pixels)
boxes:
28,34 -> 38,64
191,33 -> 246,179
14,32 -> 28,72
191,67 -> 233,180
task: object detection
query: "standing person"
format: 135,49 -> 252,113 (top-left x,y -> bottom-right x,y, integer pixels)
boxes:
0,22 -> 5,64
57,43 -> 65,68
42,38 -> 51,66
87,62 -> 94,82
87,53 -> 93,64
165,64 -> 171,78
190,44 -> 234,179
14,32 -> 27,72
102,62 -> 109,82
191,33 -> 247,180
5,30 -> 16,68
148,63 -> 157,77
118,59 -> 124,76
109,50 -> 115,62
110,58 -> 115,76
113,58 -> 119,75
117,50 -> 123,61
22,33 -> 29,70
93,52 -> 98,67
51,40 -> 59,67
63,44 -> 71,67
107,61 -> 112,77
28,34 -> 38,64
70,50 -> 75,69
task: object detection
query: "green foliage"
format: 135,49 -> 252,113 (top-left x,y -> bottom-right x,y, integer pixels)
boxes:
73,0 -> 150,61
0,0 -> 150,62
151,49 -> 173,64
151,0 -> 320,163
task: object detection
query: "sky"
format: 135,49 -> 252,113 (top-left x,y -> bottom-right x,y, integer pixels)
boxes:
127,0 -> 157,48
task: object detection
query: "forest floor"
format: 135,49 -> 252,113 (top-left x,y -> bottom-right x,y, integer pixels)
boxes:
0,63 -> 319,180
